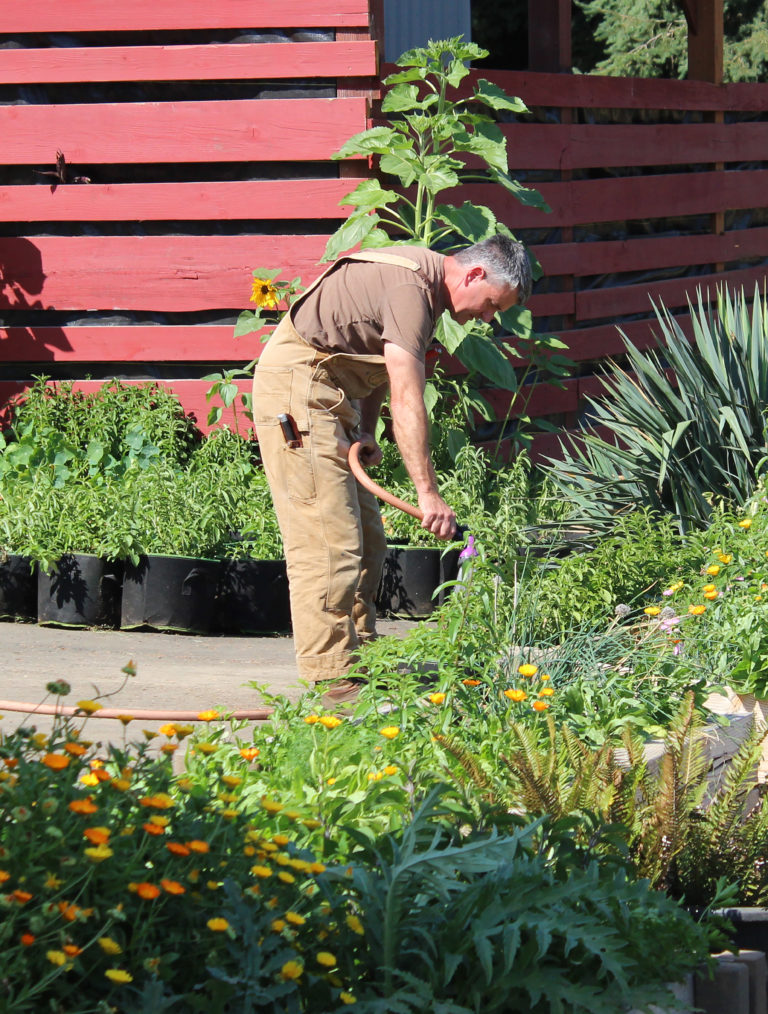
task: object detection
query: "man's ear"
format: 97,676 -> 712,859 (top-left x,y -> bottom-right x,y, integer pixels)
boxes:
465,264 -> 486,284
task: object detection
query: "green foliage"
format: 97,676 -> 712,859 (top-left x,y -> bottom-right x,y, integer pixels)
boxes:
325,795 -> 715,1013
574,0 -> 768,82
547,286 -> 768,531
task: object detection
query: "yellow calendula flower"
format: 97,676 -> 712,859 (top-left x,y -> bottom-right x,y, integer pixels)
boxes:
384,765 -> 398,776
251,864 -> 272,878
194,742 -> 218,755
504,689 -> 527,702
76,700 -> 101,715
139,793 -> 174,809
518,663 -> 538,678
643,606 -> 660,616
278,871 -> 296,884
197,709 -> 221,722
116,714 -> 134,726
346,913 -> 364,935
285,911 -> 306,926
316,951 -> 336,967
98,937 -> 122,955
340,992 -> 357,1005
704,590 -> 719,600
158,723 -> 177,737
688,604 -> 707,615
304,715 -> 320,724
379,726 -> 400,740
111,778 -> 131,792
31,732 -> 48,749
104,969 -> 133,984
739,519 -> 752,529
46,950 -> 68,966
319,715 -> 343,729
539,687 -> 555,697
221,775 -> 243,788
261,797 -> 283,814
367,771 -> 383,781
84,843 -> 114,862
706,565 -> 721,576
44,872 -> 63,889
207,918 -> 230,932
250,278 -> 280,309
428,692 -> 446,705
280,959 -> 304,981
718,553 -> 732,564
702,583 -> 716,593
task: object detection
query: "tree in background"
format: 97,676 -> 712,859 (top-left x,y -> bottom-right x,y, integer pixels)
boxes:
471,0 -> 768,81
573,0 -> 768,81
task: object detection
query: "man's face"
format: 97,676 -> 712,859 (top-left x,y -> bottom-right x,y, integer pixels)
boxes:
448,266 -> 519,325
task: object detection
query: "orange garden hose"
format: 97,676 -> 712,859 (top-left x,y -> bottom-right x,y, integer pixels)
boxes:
348,440 -> 424,520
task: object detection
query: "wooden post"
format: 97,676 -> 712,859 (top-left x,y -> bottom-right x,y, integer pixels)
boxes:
527,0 -> 572,73
684,0 -> 723,84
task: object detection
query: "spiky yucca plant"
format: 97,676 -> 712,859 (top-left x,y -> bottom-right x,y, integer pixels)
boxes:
547,285 -> 768,531
436,693 -> 768,905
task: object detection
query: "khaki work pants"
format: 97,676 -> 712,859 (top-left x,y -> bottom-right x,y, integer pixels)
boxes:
252,315 -> 389,683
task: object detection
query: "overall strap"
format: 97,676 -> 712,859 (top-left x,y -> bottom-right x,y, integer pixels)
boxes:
291,249 -> 422,311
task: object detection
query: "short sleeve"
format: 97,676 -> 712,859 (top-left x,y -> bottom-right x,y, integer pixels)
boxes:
379,282 -> 434,360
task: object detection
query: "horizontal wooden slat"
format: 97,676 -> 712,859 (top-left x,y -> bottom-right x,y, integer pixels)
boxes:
0,41 -> 377,85
0,179 -> 363,222
0,1 -> 370,33
457,170 -> 768,230
550,315 -> 693,362
501,122 -> 768,170
483,381 -> 579,418
0,325 -> 256,363
461,68 -> 768,113
575,265 -> 768,321
1,97 -> 367,164
533,226 -> 768,278
0,235 -> 331,311
0,379 -> 243,434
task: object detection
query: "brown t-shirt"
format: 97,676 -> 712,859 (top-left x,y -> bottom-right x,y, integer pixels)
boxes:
290,247 -> 446,362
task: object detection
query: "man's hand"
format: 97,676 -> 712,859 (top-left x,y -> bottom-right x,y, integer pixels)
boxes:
418,490 -> 457,541
356,431 -> 383,468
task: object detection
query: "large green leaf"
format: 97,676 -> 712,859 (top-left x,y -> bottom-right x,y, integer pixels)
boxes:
322,212 -> 381,262
434,202 -> 497,243
456,334 -> 518,392
436,313 -> 470,355
342,178 -> 400,212
473,79 -> 529,114
381,83 -> 422,113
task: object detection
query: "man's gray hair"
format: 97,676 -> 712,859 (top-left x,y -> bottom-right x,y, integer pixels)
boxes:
454,235 -> 533,305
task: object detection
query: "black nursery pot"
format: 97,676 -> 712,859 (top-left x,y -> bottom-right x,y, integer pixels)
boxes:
38,554 -> 123,628
715,908 -> 768,953
121,555 -> 221,634
0,554 -> 38,621
377,545 -> 460,618
215,558 -> 292,634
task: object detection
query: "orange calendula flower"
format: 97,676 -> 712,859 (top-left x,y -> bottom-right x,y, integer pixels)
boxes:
42,753 -> 70,770
166,841 -> 190,857
532,700 -> 549,712
83,827 -> 110,845
0,870 -> 11,884
62,944 -> 82,957
187,839 -> 210,854
68,798 -> 98,815
207,917 -> 230,931
20,933 -> 35,946
504,689 -> 527,702
518,663 -> 538,678
197,710 -> 220,722
462,678 -> 481,686
111,778 -> 131,792
12,889 -> 32,904
139,793 -> 174,809
142,822 -> 165,837
57,901 -> 79,921
136,882 -> 161,900
240,747 -> 260,761
379,726 -> 400,740
428,692 -> 446,705
319,715 -> 343,729
161,879 -> 185,895
688,604 -> 707,615
250,278 -> 279,309
64,741 -> 87,756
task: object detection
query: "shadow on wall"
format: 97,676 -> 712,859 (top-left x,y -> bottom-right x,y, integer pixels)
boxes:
0,237 -> 71,361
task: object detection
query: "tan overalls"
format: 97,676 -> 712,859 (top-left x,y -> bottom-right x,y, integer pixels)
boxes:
251,250 -> 424,683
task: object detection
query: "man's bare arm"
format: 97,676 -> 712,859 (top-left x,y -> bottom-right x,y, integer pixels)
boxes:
383,342 -> 456,540
355,383 -> 388,467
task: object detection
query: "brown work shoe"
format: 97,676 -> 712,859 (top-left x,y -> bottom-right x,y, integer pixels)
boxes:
318,677 -> 366,708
